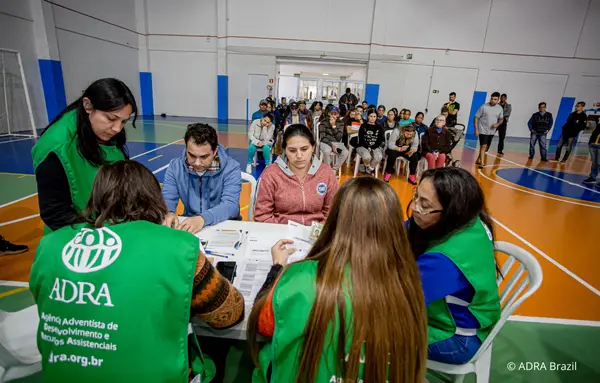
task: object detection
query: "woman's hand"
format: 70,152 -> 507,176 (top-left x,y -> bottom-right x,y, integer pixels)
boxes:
271,239 -> 296,265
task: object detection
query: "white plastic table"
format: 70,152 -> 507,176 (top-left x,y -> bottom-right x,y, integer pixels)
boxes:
184,219 -> 289,340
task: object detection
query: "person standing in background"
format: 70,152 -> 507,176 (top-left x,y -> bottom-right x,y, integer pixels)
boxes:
443,92 -> 460,128
0,235 -> 28,256
473,92 -> 504,168
490,93 -> 512,156
252,99 -> 269,121
582,122 -> 600,187
554,101 -> 587,164
527,102 -> 553,161
339,88 -> 358,109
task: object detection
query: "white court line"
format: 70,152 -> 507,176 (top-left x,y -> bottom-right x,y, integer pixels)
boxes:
152,164 -> 169,174
0,137 -> 31,145
477,168 -> 600,209
508,315 -> 600,328
0,141 -> 178,210
0,280 -> 29,287
130,138 -> 183,159
0,193 -> 38,209
0,214 -> 40,227
464,143 -> 600,195
491,216 -> 600,297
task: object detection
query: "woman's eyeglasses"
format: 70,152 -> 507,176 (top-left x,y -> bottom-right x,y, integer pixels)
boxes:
410,188 -> 443,215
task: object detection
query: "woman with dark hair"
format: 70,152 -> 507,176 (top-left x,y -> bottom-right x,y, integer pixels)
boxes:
254,124 -> 339,224
30,160 -> 244,382
248,177 -> 428,383
308,101 -> 323,124
356,109 -> 385,175
414,111 -> 428,137
382,109 -> 399,132
32,78 -> 137,231
407,167 -> 501,365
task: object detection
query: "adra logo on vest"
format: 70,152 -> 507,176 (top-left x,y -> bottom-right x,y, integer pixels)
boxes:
62,227 -> 122,273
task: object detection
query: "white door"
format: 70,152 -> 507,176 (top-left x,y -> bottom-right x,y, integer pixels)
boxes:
248,74 -> 268,117
427,66 -> 478,127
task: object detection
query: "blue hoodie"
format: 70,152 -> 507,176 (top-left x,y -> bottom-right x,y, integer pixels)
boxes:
162,144 -> 242,226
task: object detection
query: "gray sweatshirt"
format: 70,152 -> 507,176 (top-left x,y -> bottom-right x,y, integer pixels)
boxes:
248,119 -> 275,146
388,127 -> 419,152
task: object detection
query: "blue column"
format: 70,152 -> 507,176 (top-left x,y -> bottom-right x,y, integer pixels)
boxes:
365,84 -> 380,106
467,91 -> 487,136
39,59 -> 67,121
139,72 -> 154,116
217,75 -> 229,122
551,97 -> 575,143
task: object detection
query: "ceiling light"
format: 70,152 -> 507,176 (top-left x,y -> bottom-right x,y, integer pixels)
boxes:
322,73 -> 329,76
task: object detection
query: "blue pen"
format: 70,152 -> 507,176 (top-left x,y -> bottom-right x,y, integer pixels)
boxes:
204,250 -> 233,258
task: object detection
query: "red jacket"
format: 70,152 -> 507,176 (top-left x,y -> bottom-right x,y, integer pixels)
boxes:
254,156 -> 339,225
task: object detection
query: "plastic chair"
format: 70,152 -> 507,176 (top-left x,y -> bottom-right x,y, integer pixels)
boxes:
353,152 -> 380,178
251,146 -> 274,169
241,172 -> 257,221
346,133 -> 359,168
426,241 -> 543,383
0,306 -> 42,382
314,121 -> 321,158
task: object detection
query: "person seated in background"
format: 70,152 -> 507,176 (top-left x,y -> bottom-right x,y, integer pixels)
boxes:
163,123 -> 241,234
554,101 -> 587,164
430,106 -> 449,127
398,108 -> 407,122
298,100 -> 310,127
357,109 -> 385,175
399,109 -> 415,127
361,100 -> 369,114
356,105 -> 365,122
308,101 -> 323,124
422,115 -> 452,169
384,124 -> 419,185
414,111 -> 428,137
285,101 -> 307,127
406,167 -> 501,365
318,106 -> 349,172
254,124 -> 339,225
252,99 -> 269,121
343,107 -> 362,147
31,160 -> 244,382
246,113 -> 275,174
376,104 -> 387,125
248,177 -> 428,383
276,98 -> 289,129
382,109 -> 399,132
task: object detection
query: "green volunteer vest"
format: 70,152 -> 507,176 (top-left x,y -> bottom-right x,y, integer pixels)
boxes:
425,217 -> 501,344
29,221 -> 214,382
31,110 -> 125,215
253,261 -> 365,383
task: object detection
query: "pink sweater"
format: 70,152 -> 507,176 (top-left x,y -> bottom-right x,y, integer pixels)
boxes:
254,156 -> 339,225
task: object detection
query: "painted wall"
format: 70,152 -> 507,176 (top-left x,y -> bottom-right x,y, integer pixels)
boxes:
0,1 -> 48,128
49,0 -> 140,106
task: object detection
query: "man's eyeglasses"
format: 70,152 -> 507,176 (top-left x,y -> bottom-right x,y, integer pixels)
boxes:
410,188 -> 443,215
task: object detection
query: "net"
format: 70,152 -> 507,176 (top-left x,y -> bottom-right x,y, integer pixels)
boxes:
0,50 -> 35,137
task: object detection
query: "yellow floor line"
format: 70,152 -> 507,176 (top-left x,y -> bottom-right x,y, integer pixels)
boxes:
148,154 -> 164,162
240,204 -> 249,211
0,172 -> 34,177
0,286 -> 28,299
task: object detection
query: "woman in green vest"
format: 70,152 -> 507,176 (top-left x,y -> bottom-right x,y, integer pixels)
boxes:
247,177 -> 428,383
32,78 -> 137,231
30,160 -> 245,382
406,167 -> 501,365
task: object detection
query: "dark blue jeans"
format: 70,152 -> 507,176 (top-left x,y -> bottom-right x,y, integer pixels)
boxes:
428,335 -> 482,365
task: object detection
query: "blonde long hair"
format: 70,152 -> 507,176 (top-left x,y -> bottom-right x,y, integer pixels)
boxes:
248,177 -> 428,383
